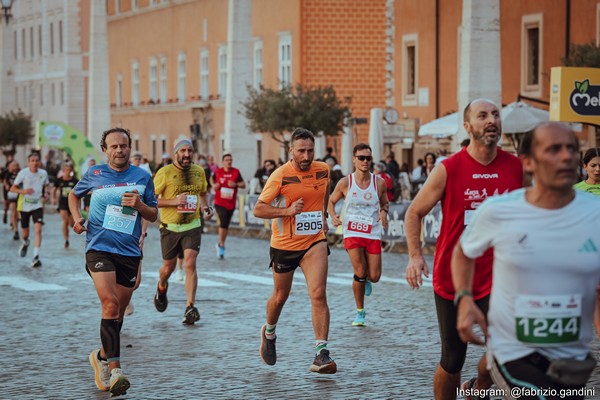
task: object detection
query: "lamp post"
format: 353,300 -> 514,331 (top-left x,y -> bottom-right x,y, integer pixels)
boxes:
1,0 -> 14,24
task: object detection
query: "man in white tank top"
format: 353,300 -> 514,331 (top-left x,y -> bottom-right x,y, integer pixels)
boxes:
328,143 -> 389,327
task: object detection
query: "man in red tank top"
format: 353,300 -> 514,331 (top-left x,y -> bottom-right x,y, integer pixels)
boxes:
404,99 -> 524,400
210,154 -> 245,259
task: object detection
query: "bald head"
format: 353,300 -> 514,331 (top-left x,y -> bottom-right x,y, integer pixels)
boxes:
463,98 -> 499,122
519,122 -> 578,157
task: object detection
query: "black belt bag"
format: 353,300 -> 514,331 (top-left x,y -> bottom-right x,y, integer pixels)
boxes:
546,353 -> 597,386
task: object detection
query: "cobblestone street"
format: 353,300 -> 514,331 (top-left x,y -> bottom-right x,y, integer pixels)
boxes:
1,211 -> 599,399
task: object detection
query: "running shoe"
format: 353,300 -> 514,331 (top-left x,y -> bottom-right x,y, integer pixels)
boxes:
309,349 -> 337,374
88,349 -> 109,391
154,281 -> 168,312
19,239 -> 30,257
109,368 -> 130,396
365,280 -> 373,296
182,305 -> 200,325
352,309 -> 366,327
12,231 -> 19,241
31,256 -> 42,268
260,324 -> 277,365
125,301 -> 134,316
461,377 -> 489,400
216,244 -> 225,259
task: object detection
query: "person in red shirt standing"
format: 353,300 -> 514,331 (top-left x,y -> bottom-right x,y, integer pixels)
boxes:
210,154 -> 245,259
404,99 -> 524,400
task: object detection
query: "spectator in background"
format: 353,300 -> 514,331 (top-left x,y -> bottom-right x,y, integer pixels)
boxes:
197,155 -> 212,192
422,152 -> 437,178
156,153 -> 172,173
325,157 -> 344,194
322,147 -> 338,165
435,148 -> 449,166
207,155 -> 218,175
374,162 -> 393,202
252,159 -> 277,194
133,152 -> 152,175
385,152 -> 400,180
398,163 -> 412,201
411,159 -> 424,182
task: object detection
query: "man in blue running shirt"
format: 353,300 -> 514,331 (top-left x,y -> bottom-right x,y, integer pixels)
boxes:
69,128 -> 158,396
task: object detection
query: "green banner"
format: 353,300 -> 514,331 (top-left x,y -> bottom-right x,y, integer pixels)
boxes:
35,121 -> 102,176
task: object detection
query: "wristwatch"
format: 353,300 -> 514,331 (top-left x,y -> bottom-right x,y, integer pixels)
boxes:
453,289 -> 473,307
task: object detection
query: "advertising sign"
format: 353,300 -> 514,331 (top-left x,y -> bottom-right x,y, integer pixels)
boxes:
550,67 -> 600,125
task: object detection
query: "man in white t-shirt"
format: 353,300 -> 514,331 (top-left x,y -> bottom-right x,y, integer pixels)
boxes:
453,122 -> 600,397
11,153 -> 49,267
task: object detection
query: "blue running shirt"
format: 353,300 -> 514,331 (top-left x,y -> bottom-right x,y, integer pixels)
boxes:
73,164 -> 158,256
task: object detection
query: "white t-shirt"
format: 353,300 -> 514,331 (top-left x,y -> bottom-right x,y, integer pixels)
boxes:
13,168 -> 49,212
461,188 -> 600,364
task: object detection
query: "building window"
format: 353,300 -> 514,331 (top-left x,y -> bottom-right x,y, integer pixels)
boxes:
116,74 -> 122,107
50,23 -> 54,55
60,82 -> 64,105
134,134 -> 140,151
59,21 -> 63,53
521,14 -> 543,96
24,86 -> 28,110
51,83 -> 55,106
218,46 -> 227,99
200,50 -> 209,100
161,136 -> 167,154
40,84 -> 44,106
160,57 -> 167,104
30,27 -> 33,58
14,30 -> 17,60
149,57 -> 157,102
151,137 -> 157,162
115,0 -> 120,15
38,25 -> 42,56
178,52 -> 186,103
21,28 -> 25,59
132,61 -> 140,106
203,18 -> 208,43
278,33 -> 292,88
15,87 -> 18,107
254,40 -> 263,89
132,0 -> 138,11
402,33 -> 418,106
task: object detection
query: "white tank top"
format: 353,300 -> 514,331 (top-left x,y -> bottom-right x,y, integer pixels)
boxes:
342,173 -> 382,240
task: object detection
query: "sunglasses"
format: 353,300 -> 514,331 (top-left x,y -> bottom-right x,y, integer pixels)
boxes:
356,155 -> 373,162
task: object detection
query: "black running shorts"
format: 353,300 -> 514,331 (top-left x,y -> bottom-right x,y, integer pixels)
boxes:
159,227 -> 202,260
269,239 -> 330,273
85,250 -> 141,288
215,205 -> 235,229
20,208 -> 44,229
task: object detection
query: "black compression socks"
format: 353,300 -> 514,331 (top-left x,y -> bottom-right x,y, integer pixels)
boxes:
100,319 -> 120,363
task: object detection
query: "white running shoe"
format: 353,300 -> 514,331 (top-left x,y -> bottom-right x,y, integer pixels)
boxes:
88,349 -> 110,391
109,368 -> 130,396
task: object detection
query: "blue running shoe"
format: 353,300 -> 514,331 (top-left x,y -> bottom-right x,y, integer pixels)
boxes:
365,280 -> 372,296
352,309 -> 366,327
216,244 -> 225,259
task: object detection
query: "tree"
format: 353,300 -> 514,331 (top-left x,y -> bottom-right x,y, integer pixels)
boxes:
562,42 -> 600,67
243,83 -> 351,160
0,111 -> 34,157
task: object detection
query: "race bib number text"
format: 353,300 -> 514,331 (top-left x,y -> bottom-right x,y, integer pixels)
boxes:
295,211 -> 323,235
102,205 -> 137,235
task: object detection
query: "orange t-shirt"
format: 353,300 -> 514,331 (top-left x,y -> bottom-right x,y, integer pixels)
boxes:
258,160 -> 330,251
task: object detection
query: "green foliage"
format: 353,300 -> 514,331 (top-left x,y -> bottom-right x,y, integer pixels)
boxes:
575,79 -> 590,93
0,111 -> 34,155
242,83 -> 350,159
562,43 -> 600,68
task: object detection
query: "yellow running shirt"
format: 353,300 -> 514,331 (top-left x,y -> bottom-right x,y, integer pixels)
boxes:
258,160 -> 330,251
154,164 -> 208,227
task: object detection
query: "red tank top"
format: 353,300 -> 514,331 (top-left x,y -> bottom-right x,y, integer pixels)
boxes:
434,148 -> 523,300
213,167 -> 242,210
